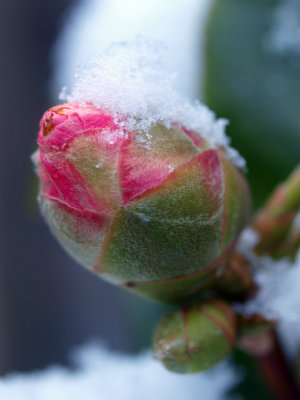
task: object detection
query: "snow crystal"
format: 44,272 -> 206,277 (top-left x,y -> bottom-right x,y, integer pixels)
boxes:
0,344 -> 239,400
264,0 -> 300,58
60,38 -> 245,169
236,243 -> 300,357
51,0 -> 213,100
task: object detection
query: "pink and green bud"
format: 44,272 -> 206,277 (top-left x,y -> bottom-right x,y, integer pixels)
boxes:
152,299 -> 237,373
34,102 -> 250,302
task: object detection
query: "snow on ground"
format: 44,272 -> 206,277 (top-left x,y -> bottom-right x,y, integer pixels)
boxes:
0,344 -> 239,400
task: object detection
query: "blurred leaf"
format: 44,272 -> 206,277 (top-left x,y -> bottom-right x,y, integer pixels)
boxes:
204,0 -> 300,207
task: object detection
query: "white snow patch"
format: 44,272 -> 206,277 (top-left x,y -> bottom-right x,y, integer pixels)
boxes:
60,39 -> 245,169
0,344 -> 239,400
51,0 -> 213,101
236,248 -> 300,357
237,228 -> 260,255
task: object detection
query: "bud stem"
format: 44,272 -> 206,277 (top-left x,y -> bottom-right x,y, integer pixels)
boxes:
215,166 -> 300,397
214,251 -> 256,299
252,164 -> 300,258
254,330 -> 300,400
274,225 -> 300,260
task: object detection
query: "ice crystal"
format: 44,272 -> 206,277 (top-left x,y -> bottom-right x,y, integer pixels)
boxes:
60,39 -> 245,169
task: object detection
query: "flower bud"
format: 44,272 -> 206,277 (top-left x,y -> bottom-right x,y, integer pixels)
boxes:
152,299 -> 236,373
34,102 -> 250,302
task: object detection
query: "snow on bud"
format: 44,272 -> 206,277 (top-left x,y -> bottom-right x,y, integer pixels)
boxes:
33,40 -> 251,302
152,299 -> 236,373
33,101 -> 250,302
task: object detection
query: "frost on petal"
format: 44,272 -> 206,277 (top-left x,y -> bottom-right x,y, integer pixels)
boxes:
119,123 -> 200,203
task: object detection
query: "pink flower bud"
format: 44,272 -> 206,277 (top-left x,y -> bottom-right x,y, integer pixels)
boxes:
34,102 -> 251,302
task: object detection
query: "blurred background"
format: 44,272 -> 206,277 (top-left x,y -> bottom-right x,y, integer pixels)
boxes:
0,0 -> 167,375
1,0 -> 299,398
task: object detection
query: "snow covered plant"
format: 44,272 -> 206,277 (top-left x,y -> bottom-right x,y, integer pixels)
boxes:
33,40 -> 300,396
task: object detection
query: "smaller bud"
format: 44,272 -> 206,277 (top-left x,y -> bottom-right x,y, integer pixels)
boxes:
152,299 -> 236,373
236,314 -> 276,356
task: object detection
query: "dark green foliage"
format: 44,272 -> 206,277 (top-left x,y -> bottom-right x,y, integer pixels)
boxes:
204,0 -> 300,207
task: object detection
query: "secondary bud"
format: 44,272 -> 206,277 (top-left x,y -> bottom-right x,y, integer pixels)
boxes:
34,102 -> 250,302
152,299 -> 236,373
236,314 -> 276,356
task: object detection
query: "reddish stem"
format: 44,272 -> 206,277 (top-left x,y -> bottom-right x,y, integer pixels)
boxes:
254,331 -> 300,400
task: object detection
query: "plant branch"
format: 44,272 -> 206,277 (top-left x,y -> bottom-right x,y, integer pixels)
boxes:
254,331 -> 300,400
252,164 -> 300,258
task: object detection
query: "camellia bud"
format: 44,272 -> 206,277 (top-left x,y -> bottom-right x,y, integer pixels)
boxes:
152,299 -> 236,373
33,102 -> 250,302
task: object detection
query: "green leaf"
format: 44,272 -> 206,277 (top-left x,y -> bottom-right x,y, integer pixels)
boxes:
204,0 -> 300,207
